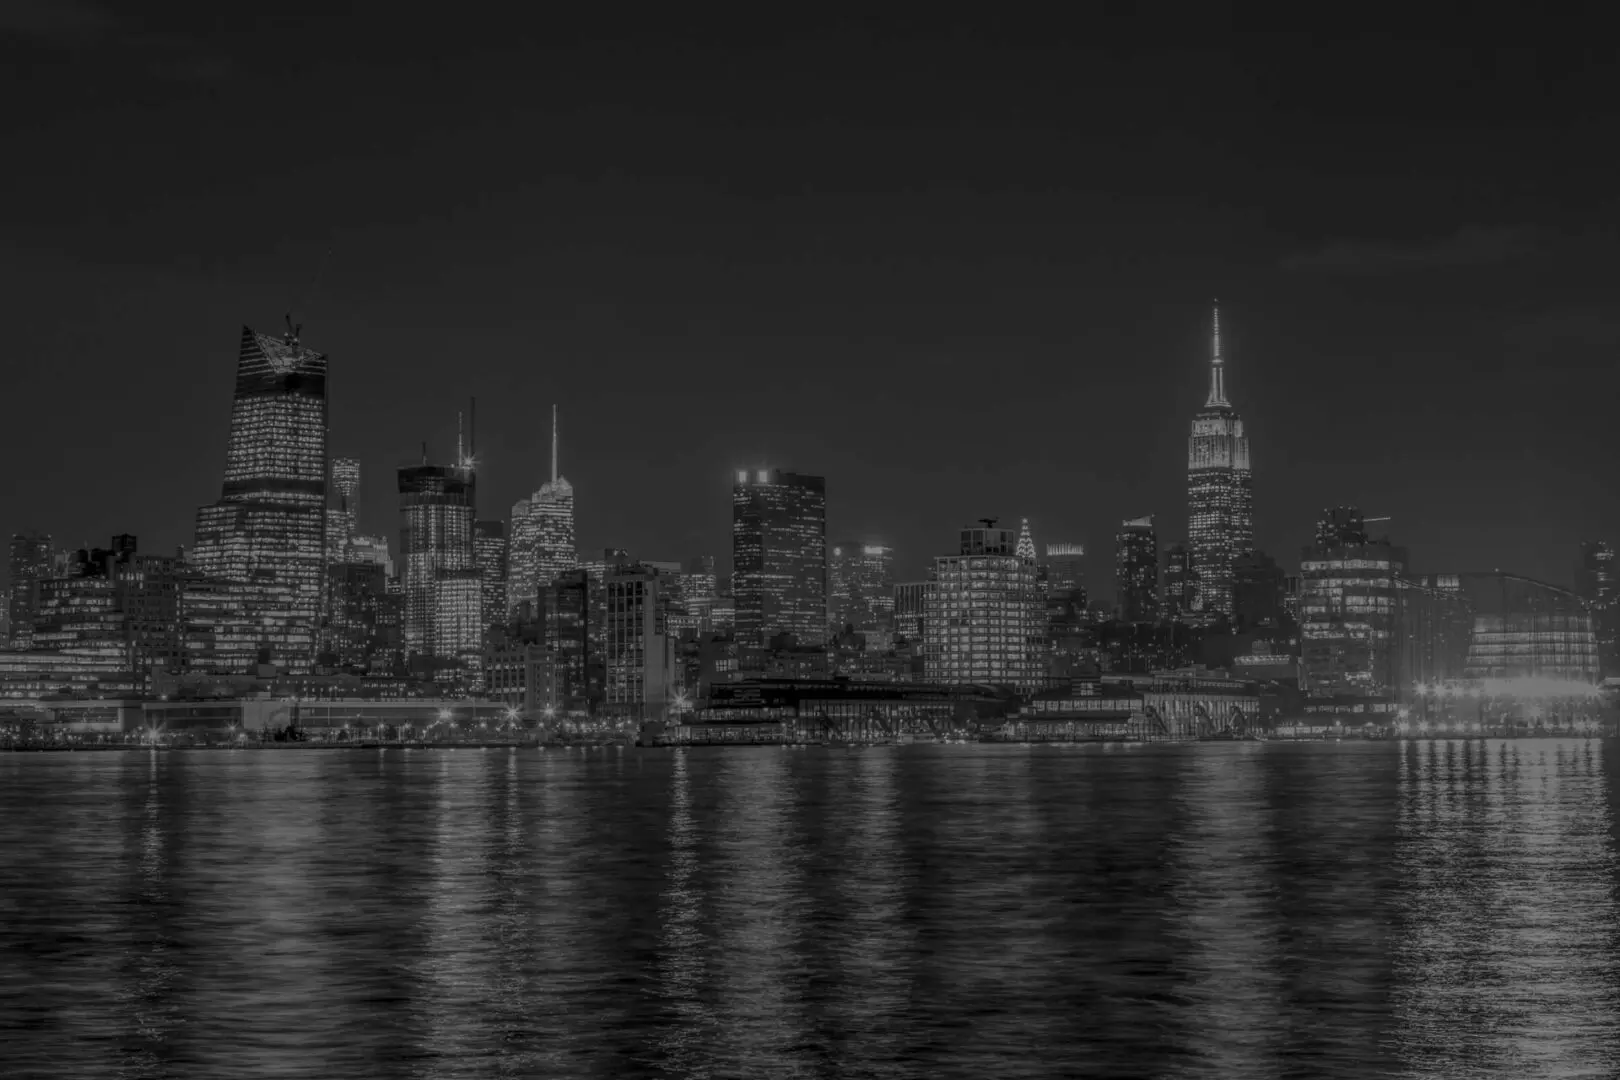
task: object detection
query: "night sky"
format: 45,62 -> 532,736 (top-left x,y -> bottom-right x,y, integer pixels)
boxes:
4,8 -> 1617,595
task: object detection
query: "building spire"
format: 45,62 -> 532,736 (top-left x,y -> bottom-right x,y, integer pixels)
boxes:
550,404 -> 559,485
1206,299 -> 1229,407
1016,517 -> 1036,562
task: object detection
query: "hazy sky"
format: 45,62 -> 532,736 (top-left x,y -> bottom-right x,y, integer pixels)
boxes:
3,9 -> 1617,592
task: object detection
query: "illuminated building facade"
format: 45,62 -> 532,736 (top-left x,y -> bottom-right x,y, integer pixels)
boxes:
191,325 -> 329,672
397,461 -> 476,666
680,556 -> 718,632
508,405 -> 576,614
1160,542 -> 1194,620
540,568 -> 598,715
1298,508 -> 1404,697
732,469 -> 827,667
326,457 -> 361,558
1454,572 -> 1598,682
1115,516 -> 1159,623
1186,303 -> 1253,616
475,520 -> 509,643
924,523 -> 1043,689
894,581 -> 927,647
1577,540 -> 1618,677
7,532 -> 54,649
828,542 -> 894,634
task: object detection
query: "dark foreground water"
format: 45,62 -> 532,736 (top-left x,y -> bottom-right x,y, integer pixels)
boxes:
2,740 -> 1619,1079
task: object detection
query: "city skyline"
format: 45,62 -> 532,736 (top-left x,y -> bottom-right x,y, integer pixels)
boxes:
4,19 -> 1618,593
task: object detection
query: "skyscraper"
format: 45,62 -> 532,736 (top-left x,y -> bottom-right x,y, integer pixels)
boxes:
1115,516 -> 1159,623
7,532 -> 53,650
1160,542 -> 1195,620
508,405 -> 577,614
1187,302 -> 1253,616
475,519 -> 509,643
924,522 -> 1043,689
828,542 -> 894,634
191,324 -> 329,671
327,457 -> 361,558
397,454 -> 476,667
732,469 -> 827,667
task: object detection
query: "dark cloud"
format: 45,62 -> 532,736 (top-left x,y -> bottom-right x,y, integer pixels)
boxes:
1281,225 -> 1548,274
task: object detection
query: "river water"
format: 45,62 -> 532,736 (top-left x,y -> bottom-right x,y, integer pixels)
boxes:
2,740 -> 1618,1079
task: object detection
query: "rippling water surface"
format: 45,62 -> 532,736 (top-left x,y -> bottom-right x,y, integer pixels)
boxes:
3,740 -> 1619,1078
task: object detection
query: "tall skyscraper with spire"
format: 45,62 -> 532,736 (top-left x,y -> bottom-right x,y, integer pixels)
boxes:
507,405 -> 577,615
1186,302 -> 1253,617
397,417 -> 478,670
192,323 -> 329,671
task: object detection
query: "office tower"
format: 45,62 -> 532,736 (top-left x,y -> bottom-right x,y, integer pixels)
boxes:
1161,543 -> 1195,620
680,556 -> 718,631
732,469 -> 827,667
508,405 -> 577,614
322,560 -> 400,673
828,542 -> 895,634
1232,550 -> 1287,632
1298,508 -> 1405,698
1187,302 -> 1253,616
541,568 -> 595,714
893,581 -> 928,646
603,563 -> 672,722
191,324 -> 329,672
1044,543 -> 1086,602
397,452 -> 476,667
1115,516 -> 1159,623
1577,541 -> 1618,678
327,457 -> 362,558
924,521 -> 1043,689
475,520 -> 509,642
7,532 -> 54,649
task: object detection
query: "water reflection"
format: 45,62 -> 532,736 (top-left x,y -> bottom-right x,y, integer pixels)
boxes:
1394,738 -> 1620,1078
2,742 -> 1620,1078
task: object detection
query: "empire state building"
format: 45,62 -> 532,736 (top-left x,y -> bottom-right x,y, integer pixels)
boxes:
1186,303 -> 1253,616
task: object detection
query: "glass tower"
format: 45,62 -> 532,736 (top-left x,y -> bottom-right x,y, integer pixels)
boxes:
191,324 -> 329,672
732,469 -> 827,667
397,461 -> 476,665
1187,302 -> 1253,616
828,542 -> 894,634
508,405 -> 577,614
1115,516 -> 1160,623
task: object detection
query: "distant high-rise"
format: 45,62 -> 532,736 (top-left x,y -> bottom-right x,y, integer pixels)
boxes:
1187,302 -> 1253,616
508,405 -> 577,614
7,532 -> 54,650
679,556 -> 718,631
924,522 -> 1043,689
828,542 -> 894,634
475,519 -> 509,643
398,451 -> 476,666
732,469 -> 827,667
1115,516 -> 1159,623
327,457 -> 361,557
1232,550 -> 1287,632
1577,540 -> 1618,678
1160,542 -> 1195,620
191,324 -> 329,671
603,562 -> 673,722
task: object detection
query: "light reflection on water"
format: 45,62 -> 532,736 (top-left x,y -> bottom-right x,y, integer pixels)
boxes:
0,740 -> 1617,1078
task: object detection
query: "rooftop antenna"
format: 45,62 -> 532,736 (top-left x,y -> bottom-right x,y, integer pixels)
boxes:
457,409 -> 465,474
469,396 -> 476,463
979,517 -> 999,529
421,441 -> 428,465
551,404 -> 559,485
284,248 -> 331,342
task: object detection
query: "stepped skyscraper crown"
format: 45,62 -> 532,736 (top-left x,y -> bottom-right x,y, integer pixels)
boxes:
1186,301 -> 1254,617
